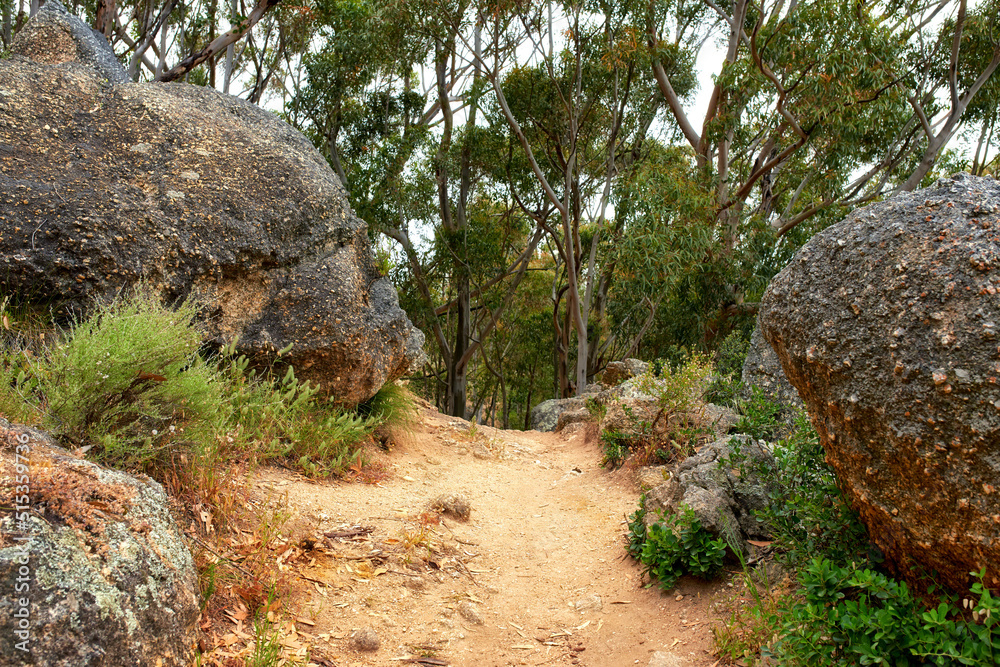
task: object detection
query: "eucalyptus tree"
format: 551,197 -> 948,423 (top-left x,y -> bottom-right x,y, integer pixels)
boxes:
443,0 -> 695,396
285,0 -> 550,417
634,0 -> 1000,343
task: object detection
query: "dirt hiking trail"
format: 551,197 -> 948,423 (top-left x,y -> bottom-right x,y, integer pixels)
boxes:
254,404 -> 723,667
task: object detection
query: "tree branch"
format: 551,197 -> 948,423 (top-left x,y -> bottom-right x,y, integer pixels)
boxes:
157,0 -> 282,83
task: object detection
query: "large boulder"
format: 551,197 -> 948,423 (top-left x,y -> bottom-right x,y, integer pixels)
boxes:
759,173 -> 1000,593
0,2 -> 423,404
0,421 -> 199,665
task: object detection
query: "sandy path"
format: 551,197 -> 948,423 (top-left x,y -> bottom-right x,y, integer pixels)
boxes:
257,405 -> 722,667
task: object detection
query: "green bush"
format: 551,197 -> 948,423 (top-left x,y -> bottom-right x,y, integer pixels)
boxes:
600,426 -> 632,468
705,329 -> 751,406
626,500 -> 647,559
721,397 -> 1000,666
728,409 -> 871,567
358,381 -> 419,449
634,506 -> 727,591
0,289 -> 378,479
732,385 -> 787,441
771,561 -> 1000,666
36,291 -> 217,465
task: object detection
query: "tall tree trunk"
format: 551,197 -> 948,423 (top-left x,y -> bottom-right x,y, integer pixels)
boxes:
2,0 -> 11,49
449,287 -> 470,418
94,0 -> 114,37
223,0 -> 236,93
208,0 -> 217,88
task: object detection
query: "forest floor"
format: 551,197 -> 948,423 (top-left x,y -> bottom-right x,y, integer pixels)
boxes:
220,402 -> 733,667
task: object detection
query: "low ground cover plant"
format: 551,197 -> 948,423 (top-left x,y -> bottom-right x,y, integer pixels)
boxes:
716,397 -> 1000,666
627,503 -> 728,591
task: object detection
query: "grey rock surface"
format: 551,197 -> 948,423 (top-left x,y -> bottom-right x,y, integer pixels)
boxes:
530,397 -> 585,432
741,322 -> 804,412
759,173 -> 1000,593
10,1 -> 128,84
555,407 -> 591,432
0,7 -> 422,404
643,436 -> 774,550
0,422 -> 199,666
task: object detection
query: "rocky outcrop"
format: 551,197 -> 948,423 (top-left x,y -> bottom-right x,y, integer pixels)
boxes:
601,359 -> 650,387
643,436 -> 774,551
0,422 -> 199,666
0,2 -> 423,404
759,173 -> 1000,593
530,397 -> 586,432
741,322 -> 804,412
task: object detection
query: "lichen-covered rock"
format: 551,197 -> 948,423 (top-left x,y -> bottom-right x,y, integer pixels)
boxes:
530,397 -> 585,432
0,422 -> 199,666
741,322 -> 804,412
759,173 -> 1000,593
555,407 -> 590,432
602,359 -> 650,387
643,436 -> 773,551
0,2 -> 423,404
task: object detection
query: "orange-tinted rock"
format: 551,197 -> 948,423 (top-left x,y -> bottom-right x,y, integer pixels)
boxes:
760,173 -> 1000,593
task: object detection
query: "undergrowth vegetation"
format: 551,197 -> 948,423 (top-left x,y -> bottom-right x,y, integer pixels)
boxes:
599,353 -> 716,469
714,397 -> 1000,666
0,288 -> 396,478
0,289 -> 418,666
628,504 -> 727,592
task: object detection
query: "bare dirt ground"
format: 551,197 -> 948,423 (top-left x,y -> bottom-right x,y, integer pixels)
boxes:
244,404 -> 729,667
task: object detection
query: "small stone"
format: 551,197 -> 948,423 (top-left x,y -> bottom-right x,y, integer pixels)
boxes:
350,627 -> 380,652
403,576 -> 427,592
458,601 -> 484,625
648,651 -> 686,667
572,594 -> 603,612
430,494 -> 472,520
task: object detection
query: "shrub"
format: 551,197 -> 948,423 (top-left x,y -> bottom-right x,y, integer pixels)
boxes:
719,399 -> 1000,666
600,426 -> 632,468
634,506 -> 727,591
732,385 -> 787,441
599,353 -> 715,469
626,499 -> 647,559
770,562 -> 1000,666
705,329 -> 751,406
0,288 -> 377,479
728,409 -> 871,567
358,381 -> 419,449
35,290 -> 218,465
